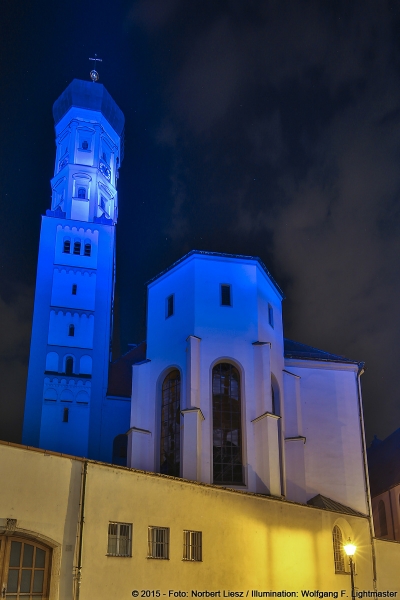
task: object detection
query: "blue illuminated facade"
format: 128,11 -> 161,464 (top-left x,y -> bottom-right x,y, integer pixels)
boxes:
23,79 -> 129,461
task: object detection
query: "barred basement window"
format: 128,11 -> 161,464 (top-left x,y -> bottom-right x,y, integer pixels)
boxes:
84,243 -> 91,257
332,525 -> 346,573
63,239 -> 71,253
107,523 -> 132,557
73,241 -> 81,255
147,527 -> 169,559
183,530 -> 202,561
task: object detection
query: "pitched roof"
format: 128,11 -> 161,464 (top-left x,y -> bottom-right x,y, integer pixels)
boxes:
284,338 -> 362,366
107,342 -> 147,398
147,250 -> 284,299
367,428 -> 400,497
307,494 -> 366,516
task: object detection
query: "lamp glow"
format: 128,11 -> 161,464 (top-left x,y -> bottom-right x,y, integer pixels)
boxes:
343,542 -> 356,556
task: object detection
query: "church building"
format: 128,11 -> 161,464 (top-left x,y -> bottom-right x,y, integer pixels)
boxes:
2,76 -> 398,599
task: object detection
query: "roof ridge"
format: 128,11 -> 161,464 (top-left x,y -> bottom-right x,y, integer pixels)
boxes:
146,250 -> 284,298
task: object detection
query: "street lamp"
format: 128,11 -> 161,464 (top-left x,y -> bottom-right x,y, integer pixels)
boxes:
343,539 -> 357,598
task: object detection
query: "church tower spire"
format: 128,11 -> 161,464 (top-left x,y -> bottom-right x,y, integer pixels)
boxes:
23,79 -> 127,462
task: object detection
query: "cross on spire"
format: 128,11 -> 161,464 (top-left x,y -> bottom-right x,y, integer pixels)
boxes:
89,54 -> 103,82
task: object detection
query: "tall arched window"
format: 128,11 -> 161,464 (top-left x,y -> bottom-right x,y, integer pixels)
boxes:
160,370 -> 181,476
332,525 -> 346,573
65,357 -> 74,376
378,500 -> 388,536
212,363 -> 243,485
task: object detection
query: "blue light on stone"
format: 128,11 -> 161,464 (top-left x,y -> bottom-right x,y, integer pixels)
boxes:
23,80 -> 129,462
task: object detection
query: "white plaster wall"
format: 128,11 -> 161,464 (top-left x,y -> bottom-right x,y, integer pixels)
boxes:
284,359 -> 367,514
131,254 -> 285,494
48,311 -> 94,349
51,268 -> 96,310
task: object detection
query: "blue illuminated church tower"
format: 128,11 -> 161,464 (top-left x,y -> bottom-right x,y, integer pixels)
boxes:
23,77 -> 128,462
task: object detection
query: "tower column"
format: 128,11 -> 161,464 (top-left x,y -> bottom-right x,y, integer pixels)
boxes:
23,78 -> 125,463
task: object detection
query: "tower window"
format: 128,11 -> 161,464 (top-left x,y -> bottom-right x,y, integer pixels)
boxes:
84,243 -> 91,257
221,284 -> 232,306
63,240 -> 71,254
77,187 -> 86,199
82,140 -> 89,150
63,407 -> 69,423
68,324 -> 75,337
73,241 -> 81,255
72,284 -> 77,295
268,304 -> 274,328
65,357 -> 74,375
166,294 -> 174,318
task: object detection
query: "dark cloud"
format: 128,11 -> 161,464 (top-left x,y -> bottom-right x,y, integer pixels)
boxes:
2,0 -> 400,445
129,0 -> 181,31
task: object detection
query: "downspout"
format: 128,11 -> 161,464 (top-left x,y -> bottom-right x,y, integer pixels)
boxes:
75,461 -> 88,600
356,364 -> 377,589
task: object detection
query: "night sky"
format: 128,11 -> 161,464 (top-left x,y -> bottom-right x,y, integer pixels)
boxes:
1,0 -> 400,446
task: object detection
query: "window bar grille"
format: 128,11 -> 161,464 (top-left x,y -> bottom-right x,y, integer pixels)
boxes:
183,530 -> 202,561
107,522 -> 131,557
148,527 -> 169,559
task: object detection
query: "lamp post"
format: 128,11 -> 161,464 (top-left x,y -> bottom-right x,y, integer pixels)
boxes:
343,539 -> 357,598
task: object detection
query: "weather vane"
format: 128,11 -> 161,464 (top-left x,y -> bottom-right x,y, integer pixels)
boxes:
89,54 -> 102,82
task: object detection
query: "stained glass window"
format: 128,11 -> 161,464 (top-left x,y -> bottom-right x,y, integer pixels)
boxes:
212,363 -> 243,485
160,370 -> 180,476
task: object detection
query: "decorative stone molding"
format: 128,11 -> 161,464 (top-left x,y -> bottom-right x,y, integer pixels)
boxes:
6,518 -> 17,532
